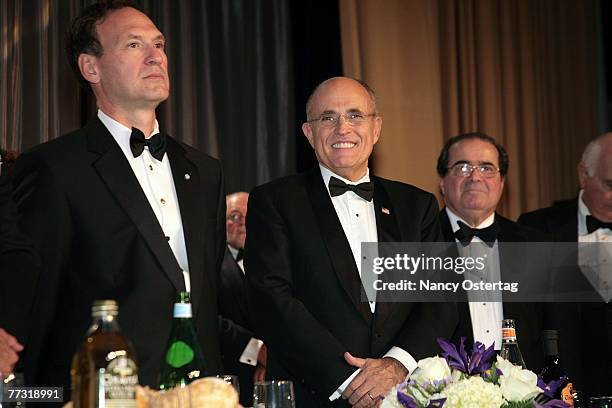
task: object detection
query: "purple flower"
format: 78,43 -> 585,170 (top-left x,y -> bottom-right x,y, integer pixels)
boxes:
397,391 -> 419,408
436,337 -> 495,375
534,400 -> 571,408
427,398 -> 446,407
537,376 -> 568,399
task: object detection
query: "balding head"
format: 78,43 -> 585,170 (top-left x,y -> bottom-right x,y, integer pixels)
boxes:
305,77 -> 378,120
578,133 -> 612,222
226,192 -> 249,249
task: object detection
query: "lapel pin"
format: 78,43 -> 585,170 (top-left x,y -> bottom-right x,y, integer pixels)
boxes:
382,207 -> 390,215
184,174 -> 191,180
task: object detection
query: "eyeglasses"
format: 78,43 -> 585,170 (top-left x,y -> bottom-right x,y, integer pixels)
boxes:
227,212 -> 245,223
306,112 -> 377,128
448,163 -> 500,178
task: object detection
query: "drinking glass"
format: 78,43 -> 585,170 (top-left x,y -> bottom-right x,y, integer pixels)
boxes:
590,397 -> 612,408
253,380 -> 295,408
0,373 -> 26,408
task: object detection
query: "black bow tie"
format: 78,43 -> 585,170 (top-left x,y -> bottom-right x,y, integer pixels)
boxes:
586,215 -> 612,234
328,176 -> 374,201
454,220 -> 499,247
130,127 -> 167,161
235,248 -> 244,262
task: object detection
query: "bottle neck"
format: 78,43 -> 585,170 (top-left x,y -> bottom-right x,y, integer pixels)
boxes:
501,326 -> 517,344
544,355 -> 560,365
173,303 -> 192,319
88,314 -> 121,334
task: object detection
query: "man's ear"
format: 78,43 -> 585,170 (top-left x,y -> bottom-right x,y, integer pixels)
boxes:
302,122 -> 315,148
439,178 -> 445,196
578,162 -> 587,188
78,53 -> 100,84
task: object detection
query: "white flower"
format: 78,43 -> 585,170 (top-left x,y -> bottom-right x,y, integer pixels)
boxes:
496,356 -> 542,402
439,376 -> 504,408
410,356 -> 451,385
380,384 -> 402,408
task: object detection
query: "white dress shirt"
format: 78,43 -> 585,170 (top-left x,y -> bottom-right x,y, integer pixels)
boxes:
319,165 -> 417,400
97,110 -> 191,291
577,190 -> 612,301
446,208 -> 504,350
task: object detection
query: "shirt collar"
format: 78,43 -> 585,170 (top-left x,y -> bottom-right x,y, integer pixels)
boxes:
577,189 -> 591,236
97,109 -> 160,160
227,245 -> 240,260
445,207 -> 495,233
319,164 -> 371,198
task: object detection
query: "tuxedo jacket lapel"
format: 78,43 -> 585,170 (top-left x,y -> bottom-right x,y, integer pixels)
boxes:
166,139 -> 207,313
86,118 -> 185,292
372,177 -> 405,328
306,169 -> 372,323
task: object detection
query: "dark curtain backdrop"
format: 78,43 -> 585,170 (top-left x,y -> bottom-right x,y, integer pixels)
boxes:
0,0 -> 294,193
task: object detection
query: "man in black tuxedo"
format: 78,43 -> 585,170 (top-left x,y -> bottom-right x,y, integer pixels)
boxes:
12,1 -> 225,394
0,150 -> 39,375
518,132 -> 612,395
436,133 -> 546,371
245,77 -> 457,408
218,191 -> 266,406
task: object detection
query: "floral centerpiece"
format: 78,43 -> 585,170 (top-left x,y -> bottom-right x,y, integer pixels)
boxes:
381,338 -> 569,408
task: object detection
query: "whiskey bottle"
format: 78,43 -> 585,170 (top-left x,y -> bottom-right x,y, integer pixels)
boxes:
158,291 -> 206,390
71,300 -> 138,407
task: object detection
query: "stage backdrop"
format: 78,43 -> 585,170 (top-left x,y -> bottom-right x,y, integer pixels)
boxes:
340,0 -> 601,218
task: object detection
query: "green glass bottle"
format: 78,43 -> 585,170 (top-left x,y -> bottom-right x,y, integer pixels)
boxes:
158,291 -> 206,390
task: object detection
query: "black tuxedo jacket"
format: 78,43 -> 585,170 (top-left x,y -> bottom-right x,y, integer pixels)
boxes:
12,117 -> 225,393
519,199 -> 612,396
439,210 -> 546,372
218,247 -> 256,406
245,167 -> 458,407
0,165 -> 40,347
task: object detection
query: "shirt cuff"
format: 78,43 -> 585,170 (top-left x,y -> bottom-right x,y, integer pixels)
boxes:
383,346 -> 418,374
329,368 -> 360,401
239,338 -> 263,366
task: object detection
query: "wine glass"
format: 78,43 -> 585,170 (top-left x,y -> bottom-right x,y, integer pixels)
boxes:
253,380 -> 295,408
589,397 -> 612,408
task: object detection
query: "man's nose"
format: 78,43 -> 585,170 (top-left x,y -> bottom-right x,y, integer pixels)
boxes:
335,115 -> 351,133
146,45 -> 165,65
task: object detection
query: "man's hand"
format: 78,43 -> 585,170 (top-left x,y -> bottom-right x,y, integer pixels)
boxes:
254,364 -> 266,382
0,328 -> 23,375
341,352 -> 408,408
253,343 -> 267,382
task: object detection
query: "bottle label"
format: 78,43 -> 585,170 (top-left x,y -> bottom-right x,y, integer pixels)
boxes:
561,383 -> 574,405
502,327 -> 516,340
166,340 -> 195,368
97,356 -> 138,407
173,303 -> 192,318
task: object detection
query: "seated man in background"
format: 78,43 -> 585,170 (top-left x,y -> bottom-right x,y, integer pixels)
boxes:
218,191 -> 266,406
436,132 -> 546,371
519,132 -> 612,396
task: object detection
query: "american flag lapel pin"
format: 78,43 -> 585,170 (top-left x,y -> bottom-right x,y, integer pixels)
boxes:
382,207 -> 390,215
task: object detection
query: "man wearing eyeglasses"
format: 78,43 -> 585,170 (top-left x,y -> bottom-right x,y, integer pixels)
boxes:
437,132 -> 546,370
246,77 -> 457,408
518,132 -> 612,396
